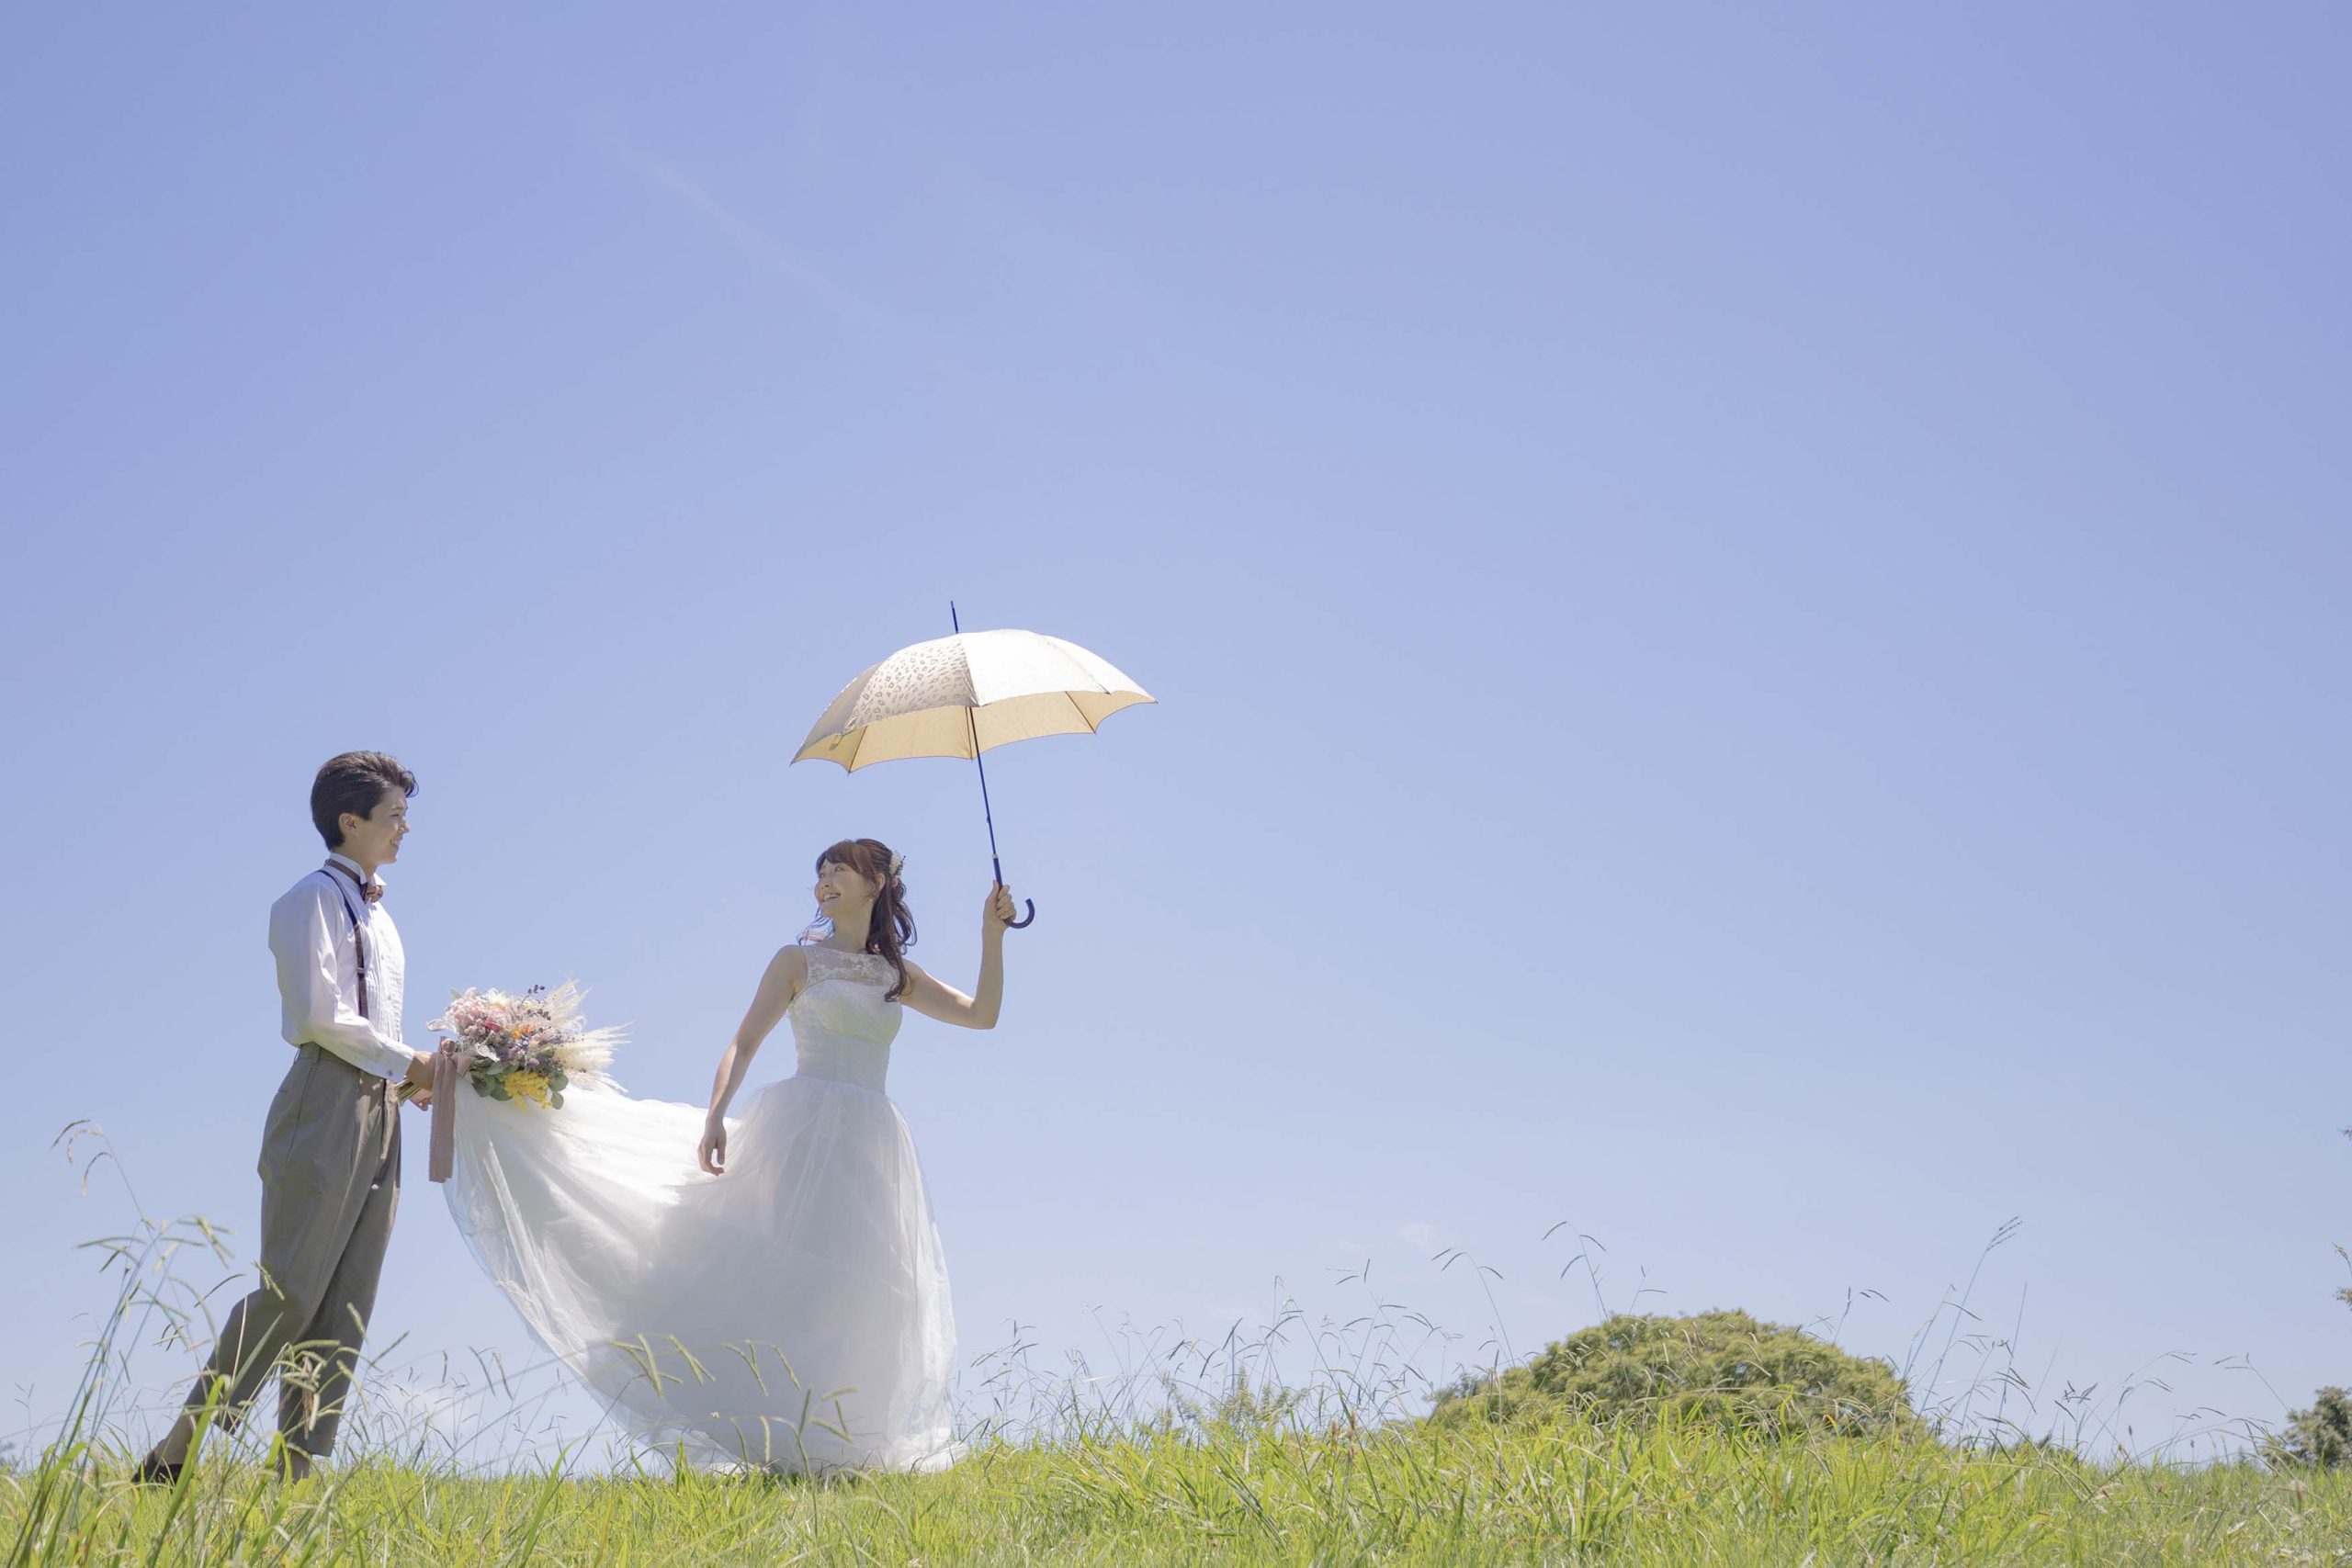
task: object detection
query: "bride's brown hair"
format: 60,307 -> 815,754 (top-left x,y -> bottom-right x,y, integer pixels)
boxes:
814,838 -> 915,1002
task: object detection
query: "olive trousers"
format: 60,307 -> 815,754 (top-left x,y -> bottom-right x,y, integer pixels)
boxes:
177,1044 -> 401,1457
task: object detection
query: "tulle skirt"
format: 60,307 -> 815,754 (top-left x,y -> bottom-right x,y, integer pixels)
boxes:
442,1073 -> 959,1472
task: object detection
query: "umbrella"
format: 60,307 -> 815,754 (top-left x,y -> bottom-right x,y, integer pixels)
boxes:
792,609 -> 1154,929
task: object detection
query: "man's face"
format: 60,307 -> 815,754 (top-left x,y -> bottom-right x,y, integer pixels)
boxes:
339,791 -> 410,867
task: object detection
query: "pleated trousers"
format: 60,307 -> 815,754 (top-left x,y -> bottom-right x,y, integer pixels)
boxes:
178,1043 -> 401,1456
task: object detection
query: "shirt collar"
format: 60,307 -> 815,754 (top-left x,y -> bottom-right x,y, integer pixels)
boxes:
325,852 -> 381,892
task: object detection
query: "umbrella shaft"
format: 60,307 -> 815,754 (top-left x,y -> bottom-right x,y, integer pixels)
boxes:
951,603 -> 1036,930
954,603 -> 1010,887
968,701 -> 1005,882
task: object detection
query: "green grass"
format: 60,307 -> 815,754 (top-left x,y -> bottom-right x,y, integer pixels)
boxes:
15,1146 -> 2348,1564
8,1415 -> 2352,1564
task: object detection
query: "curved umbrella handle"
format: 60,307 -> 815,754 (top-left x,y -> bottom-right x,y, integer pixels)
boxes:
990,870 -> 1035,931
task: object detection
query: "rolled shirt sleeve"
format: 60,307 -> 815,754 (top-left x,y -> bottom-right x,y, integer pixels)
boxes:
271,881 -> 414,1080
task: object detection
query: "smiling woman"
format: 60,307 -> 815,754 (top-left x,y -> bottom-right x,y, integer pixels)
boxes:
433,833 -> 1020,1474
799,839 -> 917,999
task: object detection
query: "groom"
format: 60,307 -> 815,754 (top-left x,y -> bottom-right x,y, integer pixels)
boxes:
140,752 -> 438,1483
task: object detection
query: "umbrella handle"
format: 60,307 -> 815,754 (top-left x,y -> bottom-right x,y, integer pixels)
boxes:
1008,898 -> 1036,930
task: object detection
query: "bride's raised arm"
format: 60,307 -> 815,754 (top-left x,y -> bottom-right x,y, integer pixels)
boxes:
698,945 -> 808,1173
899,884 -> 1017,1031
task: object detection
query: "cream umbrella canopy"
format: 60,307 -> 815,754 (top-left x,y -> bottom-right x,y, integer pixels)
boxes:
792,614 -> 1155,929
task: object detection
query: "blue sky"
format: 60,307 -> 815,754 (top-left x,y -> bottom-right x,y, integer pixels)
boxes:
3,3 -> 2346,1461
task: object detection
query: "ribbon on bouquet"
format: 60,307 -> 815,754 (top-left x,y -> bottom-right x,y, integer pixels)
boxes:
427,1043 -> 463,1183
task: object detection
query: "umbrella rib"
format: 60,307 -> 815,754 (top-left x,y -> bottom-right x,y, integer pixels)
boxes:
957,692 -> 1107,750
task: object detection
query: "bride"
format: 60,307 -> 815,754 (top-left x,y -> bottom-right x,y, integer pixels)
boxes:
441,838 -> 1012,1473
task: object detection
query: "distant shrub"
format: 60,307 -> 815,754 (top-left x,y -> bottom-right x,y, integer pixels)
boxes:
2266,1387 -> 2352,1472
2267,1135 -> 2352,1472
1427,1309 -> 1926,1440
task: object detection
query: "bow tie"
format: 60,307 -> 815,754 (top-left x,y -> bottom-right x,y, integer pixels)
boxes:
325,863 -> 384,903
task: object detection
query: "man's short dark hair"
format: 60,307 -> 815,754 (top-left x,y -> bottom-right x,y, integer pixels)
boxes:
311,752 -> 418,849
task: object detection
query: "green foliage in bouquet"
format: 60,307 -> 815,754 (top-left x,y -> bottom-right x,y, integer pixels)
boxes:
431,981 -> 618,1112
469,1056 -> 570,1110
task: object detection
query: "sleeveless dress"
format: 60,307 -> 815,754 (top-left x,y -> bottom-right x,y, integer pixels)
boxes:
440,943 -> 960,1472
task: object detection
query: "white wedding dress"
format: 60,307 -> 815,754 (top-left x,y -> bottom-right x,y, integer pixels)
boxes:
440,943 -> 960,1472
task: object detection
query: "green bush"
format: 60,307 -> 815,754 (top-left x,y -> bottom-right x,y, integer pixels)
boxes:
2266,1386 -> 2352,1471
1428,1309 -> 1927,1440
2267,1134 -> 2352,1471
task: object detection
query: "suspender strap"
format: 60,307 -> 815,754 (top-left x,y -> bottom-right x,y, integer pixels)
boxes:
321,862 -> 370,1021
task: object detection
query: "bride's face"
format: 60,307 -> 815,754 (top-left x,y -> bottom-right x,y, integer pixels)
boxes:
814,858 -> 877,918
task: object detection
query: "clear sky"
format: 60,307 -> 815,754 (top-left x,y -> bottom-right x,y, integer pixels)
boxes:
4,4 -> 2346,1463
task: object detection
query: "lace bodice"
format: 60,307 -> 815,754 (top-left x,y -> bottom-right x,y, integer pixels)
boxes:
788,944 -> 904,1092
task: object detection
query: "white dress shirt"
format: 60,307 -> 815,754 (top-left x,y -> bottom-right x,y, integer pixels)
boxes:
269,851 -> 413,1080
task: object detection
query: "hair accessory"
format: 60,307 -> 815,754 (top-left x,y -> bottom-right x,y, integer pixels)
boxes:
888,852 -> 905,876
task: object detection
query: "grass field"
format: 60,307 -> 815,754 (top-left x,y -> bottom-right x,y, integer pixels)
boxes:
11,1178 -> 2346,1563
8,1413 -> 2352,1564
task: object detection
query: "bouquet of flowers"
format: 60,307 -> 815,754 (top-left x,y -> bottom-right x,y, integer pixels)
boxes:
426,981 -> 621,1110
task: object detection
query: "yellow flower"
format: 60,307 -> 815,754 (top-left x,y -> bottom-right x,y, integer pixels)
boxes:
505,1070 -> 554,1109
